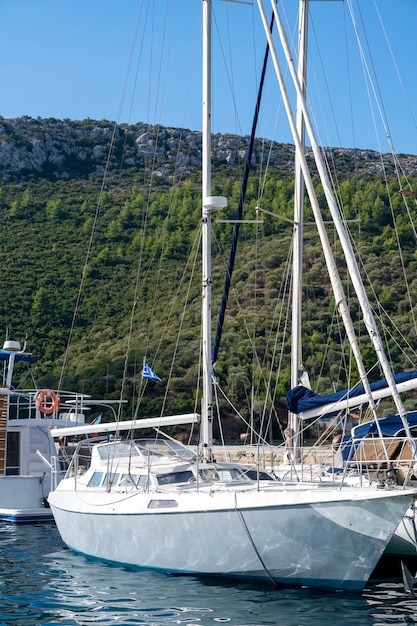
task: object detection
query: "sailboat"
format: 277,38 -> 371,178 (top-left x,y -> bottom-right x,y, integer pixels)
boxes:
47,0 -> 417,590
258,0 -> 417,558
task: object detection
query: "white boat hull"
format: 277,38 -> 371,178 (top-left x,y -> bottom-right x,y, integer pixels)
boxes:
275,461 -> 417,559
49,483 -> 414,590
385,507 -> 417,557
0,476 -> 54,523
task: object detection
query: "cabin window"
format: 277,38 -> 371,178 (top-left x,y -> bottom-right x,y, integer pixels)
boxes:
199,467 -> 219,482
87,472 -> 103,487
135,439 -> 196,461
98,442 -> 141,461
119,474 -> 139,487
103,472 -> 119,488
216,468 -> 246,481
156,470 -> 194,485
117,474 -> 150,489
137,475 -> 149,488
243,469 -> 274,481
148,500 -> 178,509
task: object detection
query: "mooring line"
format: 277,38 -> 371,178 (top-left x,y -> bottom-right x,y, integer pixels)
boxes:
235,499 -> 277,586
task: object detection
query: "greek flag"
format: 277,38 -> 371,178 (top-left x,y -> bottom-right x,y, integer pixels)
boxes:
142,362 -> 161,381
89,413 -> 102,437
90,414 -> 102,426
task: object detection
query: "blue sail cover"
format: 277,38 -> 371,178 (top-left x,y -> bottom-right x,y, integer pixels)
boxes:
287,370 -> 417,416
351,411 -> 417,439
0,349 -> 35,363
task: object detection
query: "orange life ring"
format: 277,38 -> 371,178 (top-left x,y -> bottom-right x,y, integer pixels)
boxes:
35,389 -> 61,416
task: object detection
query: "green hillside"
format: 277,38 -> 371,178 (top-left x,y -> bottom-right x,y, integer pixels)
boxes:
1,118 -> 417,438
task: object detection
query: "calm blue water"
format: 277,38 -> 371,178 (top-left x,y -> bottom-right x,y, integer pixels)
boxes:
1,524 -> 417,625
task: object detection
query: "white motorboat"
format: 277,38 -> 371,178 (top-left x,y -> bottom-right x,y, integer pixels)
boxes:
0,339 -> 89,522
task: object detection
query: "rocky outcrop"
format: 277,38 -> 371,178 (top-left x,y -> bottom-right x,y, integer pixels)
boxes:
0,116 -> 416,182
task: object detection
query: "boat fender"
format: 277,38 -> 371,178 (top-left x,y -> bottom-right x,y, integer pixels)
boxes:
35,389 -> 61,416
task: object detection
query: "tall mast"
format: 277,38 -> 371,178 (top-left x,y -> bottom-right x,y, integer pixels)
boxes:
289,0 -> 308,461
257,0 -> 412,439
200,0 -> 227,462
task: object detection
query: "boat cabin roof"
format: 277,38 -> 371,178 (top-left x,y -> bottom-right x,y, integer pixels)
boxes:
89,437 -> 197,469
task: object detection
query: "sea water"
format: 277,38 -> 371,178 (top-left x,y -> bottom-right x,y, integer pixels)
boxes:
1,523 -> 417,625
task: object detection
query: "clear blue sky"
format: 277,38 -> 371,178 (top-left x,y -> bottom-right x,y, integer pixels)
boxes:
1,0 -> 416,155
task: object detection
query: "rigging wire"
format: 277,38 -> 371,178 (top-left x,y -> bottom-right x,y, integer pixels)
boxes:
301,0 -> 417,384
212,10 -> 275,366
372,0 -> 417,138
57,3 -> 146,394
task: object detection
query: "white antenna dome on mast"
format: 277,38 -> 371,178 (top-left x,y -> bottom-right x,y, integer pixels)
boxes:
2,340 -> 22,353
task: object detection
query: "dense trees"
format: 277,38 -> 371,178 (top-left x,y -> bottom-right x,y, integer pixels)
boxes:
0,132 -> 416,434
